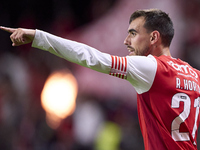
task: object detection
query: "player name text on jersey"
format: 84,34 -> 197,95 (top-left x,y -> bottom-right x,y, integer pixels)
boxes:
176,77 -> 200,94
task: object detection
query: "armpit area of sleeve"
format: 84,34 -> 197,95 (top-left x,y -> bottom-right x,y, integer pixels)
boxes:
126,55 -> 157,94
31,29 -> 49,51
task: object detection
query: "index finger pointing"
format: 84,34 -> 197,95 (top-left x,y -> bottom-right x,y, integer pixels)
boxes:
0,26 -> 16,33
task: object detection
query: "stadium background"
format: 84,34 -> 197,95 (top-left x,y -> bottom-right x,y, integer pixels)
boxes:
0,0 -> 200,149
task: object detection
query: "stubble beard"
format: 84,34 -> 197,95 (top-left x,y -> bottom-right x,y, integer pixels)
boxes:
138,46 -> 151,56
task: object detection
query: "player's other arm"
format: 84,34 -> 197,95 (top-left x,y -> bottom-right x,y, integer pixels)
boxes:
0,27 -> 111,74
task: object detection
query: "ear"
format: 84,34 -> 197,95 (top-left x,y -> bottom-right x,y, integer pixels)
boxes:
150,30 -> 160,45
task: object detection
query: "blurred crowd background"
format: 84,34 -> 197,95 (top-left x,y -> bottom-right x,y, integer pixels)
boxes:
0,0 -> 200,149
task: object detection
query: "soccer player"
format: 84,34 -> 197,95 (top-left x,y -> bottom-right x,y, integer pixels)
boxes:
1,9 -> 200,150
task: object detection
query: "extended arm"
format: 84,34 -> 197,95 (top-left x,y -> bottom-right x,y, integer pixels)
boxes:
32,30 -> 157,93
0,27 -> 112,74
32,29 -> 111,73
0,26 -> 157,93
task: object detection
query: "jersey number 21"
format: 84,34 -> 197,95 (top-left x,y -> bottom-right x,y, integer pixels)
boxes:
171,93 -> 200,145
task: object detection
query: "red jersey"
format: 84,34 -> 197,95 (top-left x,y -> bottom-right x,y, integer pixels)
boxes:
32,30 -> 200,150
137,55 -> 200,150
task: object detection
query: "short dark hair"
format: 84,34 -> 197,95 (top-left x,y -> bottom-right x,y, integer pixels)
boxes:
129,9 -> 174,47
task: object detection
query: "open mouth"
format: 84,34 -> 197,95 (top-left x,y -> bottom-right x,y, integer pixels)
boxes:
127,46 -> 134,51
128,49 -> 134,52
127,46 -> 135,55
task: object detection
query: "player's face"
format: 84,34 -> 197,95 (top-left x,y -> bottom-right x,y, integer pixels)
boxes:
124,17 -> 152,56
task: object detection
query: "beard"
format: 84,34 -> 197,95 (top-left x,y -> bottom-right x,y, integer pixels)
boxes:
135,45 -> 151,56
127,44 -> 150,56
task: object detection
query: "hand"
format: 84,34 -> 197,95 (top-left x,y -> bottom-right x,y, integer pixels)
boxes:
0,26 -> 36,46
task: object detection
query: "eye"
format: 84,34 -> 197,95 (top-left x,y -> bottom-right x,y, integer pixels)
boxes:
131,31 -> 136,36
127,29 -> 137,37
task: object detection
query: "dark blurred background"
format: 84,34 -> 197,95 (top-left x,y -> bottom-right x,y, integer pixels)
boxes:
0,0 -> 200,149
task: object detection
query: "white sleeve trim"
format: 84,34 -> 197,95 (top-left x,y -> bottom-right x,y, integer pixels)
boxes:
32,29 -> 112,74
126,55 -> 157,94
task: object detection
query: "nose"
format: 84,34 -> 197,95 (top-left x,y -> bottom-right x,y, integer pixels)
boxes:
124,35 -> 130,45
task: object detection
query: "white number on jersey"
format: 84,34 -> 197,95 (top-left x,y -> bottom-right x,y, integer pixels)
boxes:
171,93 -> 200,144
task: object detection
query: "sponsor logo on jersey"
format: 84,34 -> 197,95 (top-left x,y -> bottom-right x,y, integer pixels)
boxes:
167,61 -> 198,79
